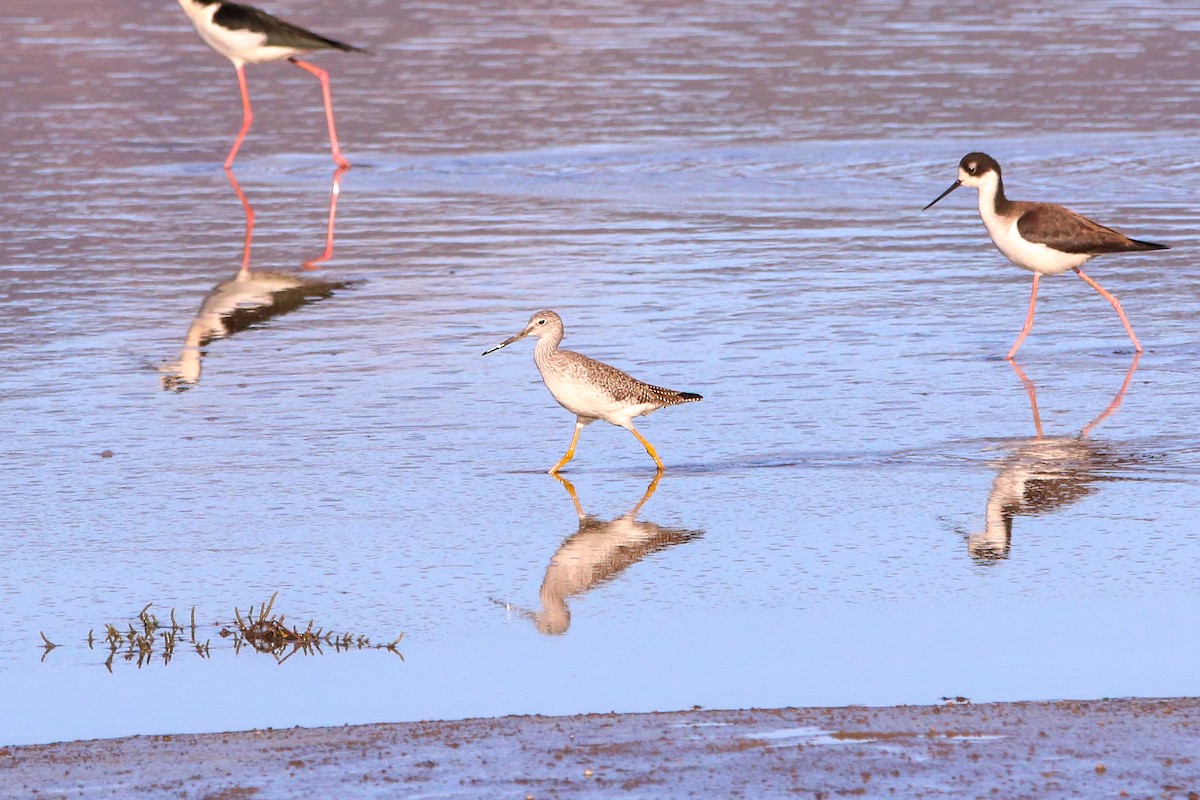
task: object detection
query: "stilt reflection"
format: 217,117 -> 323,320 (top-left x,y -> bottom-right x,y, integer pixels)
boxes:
160,168 -> 352,391
968,356 -> 1140,562
499,474 -> 704,635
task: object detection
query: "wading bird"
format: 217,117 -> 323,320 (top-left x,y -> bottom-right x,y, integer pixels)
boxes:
177,0 -> 365,168
925,153 -> 1166,359
483,310 -> 702,473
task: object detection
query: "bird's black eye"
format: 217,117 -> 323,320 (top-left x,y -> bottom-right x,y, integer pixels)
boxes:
967,163 -> 978,175
537,319 -> 546,325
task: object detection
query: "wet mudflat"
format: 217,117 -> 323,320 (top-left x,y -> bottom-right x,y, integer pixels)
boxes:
5,698 -> 1200,799
2,0 -> 1200,748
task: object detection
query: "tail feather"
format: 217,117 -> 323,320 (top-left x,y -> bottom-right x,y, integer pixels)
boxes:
639,384 -> 703,407
1129,238 -> 1168,251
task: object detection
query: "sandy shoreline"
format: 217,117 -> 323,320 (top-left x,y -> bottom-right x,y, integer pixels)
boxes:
4,697 -> 1199,798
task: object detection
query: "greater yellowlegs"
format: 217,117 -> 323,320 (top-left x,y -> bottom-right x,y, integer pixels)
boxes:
924,153 -> 1167,359
482,310 -> 702,473
176,0 -> 365,168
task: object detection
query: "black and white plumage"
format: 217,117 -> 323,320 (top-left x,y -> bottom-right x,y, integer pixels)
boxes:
482,310 -> 702,473
177,0 -> 365,168
925,152 -> 1167,358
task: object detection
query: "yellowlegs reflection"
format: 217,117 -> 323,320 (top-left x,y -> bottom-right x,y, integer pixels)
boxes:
495,474 -> 703,634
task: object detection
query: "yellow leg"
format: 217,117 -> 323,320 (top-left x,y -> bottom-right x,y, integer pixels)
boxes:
628,427 -> 664,472
549,421 -> 584,474
629,471 -> 663,517
551,472 -> 584,518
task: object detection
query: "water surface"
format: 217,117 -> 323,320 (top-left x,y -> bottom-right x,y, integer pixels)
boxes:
2,0 -> 1200,746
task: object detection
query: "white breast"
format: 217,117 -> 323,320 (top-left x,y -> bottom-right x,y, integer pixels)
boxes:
178,0 -> 297,65
978,202 -> 1092,276
540,369 -> 611,419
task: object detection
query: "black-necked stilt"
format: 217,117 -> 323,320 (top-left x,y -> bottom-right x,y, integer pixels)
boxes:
924,152 -> 1167,359
177,0 -> 365,169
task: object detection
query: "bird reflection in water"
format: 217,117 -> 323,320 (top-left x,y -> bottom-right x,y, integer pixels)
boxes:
160,168 -> 352,391
498,474 -> 704,635
968,356 -> 1140,562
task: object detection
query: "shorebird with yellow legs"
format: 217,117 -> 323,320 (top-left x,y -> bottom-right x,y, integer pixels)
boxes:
483,310 -> 702,473
925,153 -> 1167,359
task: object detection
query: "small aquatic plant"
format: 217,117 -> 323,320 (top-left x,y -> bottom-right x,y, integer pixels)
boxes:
39,594 -> 403,670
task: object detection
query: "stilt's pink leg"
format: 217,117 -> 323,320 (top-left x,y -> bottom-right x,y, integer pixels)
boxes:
1006,274 -> 1040,361
290,58 -> 351,169
1074,267 -> 1142,353
1007,360 -> 1044,439
1081,353 -> 1141,438
303,165 -> 348,270
224,169 -> 255,276
225,64 -> 253,169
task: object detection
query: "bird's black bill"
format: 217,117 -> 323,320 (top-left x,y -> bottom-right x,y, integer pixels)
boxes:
482,330 -> 528,356
923,180 -> 961,211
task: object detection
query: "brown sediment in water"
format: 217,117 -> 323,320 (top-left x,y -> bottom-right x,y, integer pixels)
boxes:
2,697 -> 1198,798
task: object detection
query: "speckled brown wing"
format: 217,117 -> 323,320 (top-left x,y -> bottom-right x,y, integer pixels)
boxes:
1017,204 -> 1166,255
568,352 -> 702,407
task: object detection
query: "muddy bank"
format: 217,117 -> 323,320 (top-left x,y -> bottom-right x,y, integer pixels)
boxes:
3,697 -> 1198,798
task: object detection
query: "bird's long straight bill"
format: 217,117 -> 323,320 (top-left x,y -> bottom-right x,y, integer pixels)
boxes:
924,180 -> 961,210
482,330 -> 528,355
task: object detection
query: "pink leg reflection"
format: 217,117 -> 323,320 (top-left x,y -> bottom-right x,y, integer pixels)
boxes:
303,165 -> 348,270
224,168 -> 255,276
1009,354 -> 1141,441
1007,360 -> 1044,440
1080,353 -> 1141,438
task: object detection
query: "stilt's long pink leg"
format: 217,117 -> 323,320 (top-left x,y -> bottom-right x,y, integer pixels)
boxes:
303,165 -> 348,270
1081,353 -> 1141,438
1074,268 -> 1143,354
1006,274 -> 1040,361
290,58 -> 351,169
1007,360 -> 1044,440
224,169 -> 255,276
225,64 -> 254,169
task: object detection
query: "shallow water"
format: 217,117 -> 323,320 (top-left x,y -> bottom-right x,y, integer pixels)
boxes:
2,0 -> 1200,746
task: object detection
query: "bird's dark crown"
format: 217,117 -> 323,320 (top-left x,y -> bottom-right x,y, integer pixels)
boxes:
959,152 -> 1001,178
